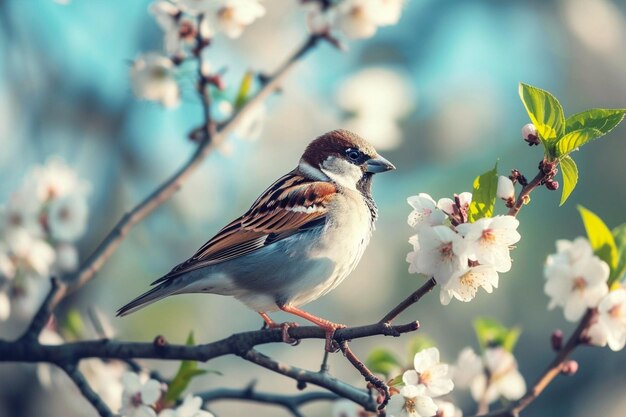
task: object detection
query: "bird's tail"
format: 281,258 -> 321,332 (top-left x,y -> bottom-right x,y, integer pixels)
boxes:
116,280 -> 183,317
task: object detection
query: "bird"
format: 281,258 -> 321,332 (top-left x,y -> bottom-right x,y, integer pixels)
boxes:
117,129 -> 395,351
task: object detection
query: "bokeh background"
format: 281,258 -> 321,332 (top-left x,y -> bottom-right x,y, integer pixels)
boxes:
1,0 -> 626,416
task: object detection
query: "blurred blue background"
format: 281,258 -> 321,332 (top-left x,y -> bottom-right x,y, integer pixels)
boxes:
1,0 -> 626,416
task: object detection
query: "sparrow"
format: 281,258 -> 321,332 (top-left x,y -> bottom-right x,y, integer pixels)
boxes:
117,129 -> 395,351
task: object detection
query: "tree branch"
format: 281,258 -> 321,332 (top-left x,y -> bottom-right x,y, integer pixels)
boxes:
197,383 -> 339,417
62,363 -> 115,417
507,168 -> 547,217
339,341 -> 388,409
240,348 -> 377,412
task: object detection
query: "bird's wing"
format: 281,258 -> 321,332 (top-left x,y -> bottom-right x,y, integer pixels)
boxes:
151,173 -> 336,285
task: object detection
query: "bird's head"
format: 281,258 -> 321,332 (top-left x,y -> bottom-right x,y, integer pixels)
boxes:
299,129 -> 395,190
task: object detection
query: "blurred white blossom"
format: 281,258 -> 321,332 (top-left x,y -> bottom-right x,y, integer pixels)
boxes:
47,195 -> 88,242
337,67 -> 414,150
120,372 -> 162,417
451,347 -> 483,389
434,400 -> 463,417
544,237 -> 609,322
0,291 -> 9,321
588,288 -> 626,351
334,0 -> 405,39
158,394 -> 213,417
53,243 -> 79,273
469,347 -> 526,404
130,53 -> 180,108
177,0 -> 265,38
402,347 -> 454,397
387,384 -> 438,417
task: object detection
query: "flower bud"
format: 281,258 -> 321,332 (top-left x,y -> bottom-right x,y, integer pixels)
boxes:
522,123 -> 540,146
551,329 -> 563,351
546,180 -> 559,191
561,360 -> 579,376
497,176 -> 515,201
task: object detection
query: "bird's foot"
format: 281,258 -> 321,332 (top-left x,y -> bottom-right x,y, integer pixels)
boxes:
264,320 -> 300,346
322,323 -> 347,353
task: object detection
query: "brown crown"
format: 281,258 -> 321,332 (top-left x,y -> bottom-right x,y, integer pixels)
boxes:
300,129 -> 377,167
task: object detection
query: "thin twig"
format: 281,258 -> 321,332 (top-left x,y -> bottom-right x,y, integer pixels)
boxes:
379,278 -> 436,324
196,383 -> 339,416
507,169 -> 547,217
240,348 -> 377,412
62,363 -> 115,417
339,340 -> 389,410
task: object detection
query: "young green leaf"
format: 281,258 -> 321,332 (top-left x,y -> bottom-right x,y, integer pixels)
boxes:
468,163 -> 498,222
611,223 -> 626,284
565,108 -> 626,135
518,83 -> 565,145
63,309 -> 85,340
365,348 -> 402,378
559,155 -> 578,206
555,128 -> 603,156
577,206 -> 619,275
234,71 -> 254,110
164,332 -> 209,404
473,317 -> 520,352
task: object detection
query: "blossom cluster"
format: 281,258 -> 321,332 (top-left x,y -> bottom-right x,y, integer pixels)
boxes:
0,158 -> 90,321
452,346 -> 526,405
387,347 -> 457,417
121,372 -> 213,417
405,193 -> 521,305
544,237 -> 626,351
307,0 -> 405,40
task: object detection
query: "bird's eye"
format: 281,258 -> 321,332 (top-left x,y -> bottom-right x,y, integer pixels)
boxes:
346,149 -> 362,161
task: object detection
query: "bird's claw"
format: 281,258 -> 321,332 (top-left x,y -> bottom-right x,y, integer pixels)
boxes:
324,324 -> 347,353
280,322 -> 300,346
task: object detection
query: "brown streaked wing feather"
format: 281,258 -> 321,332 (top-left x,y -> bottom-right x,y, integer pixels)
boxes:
151,174 -> 336,284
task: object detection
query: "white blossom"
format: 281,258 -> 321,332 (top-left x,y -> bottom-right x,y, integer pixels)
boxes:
496,176 -> 515,201
434,400 -> 462,417
521,123 -> 538,141
588,288 -> 626,351
402,347 -> 454,397
387,384 -> 438,417
440,264 -> 499,305
335,0 -> 404,39
437,193 -> 472,218
0,190 -> 42,236
451,347 -> 483,389
306,3 -> 335,35
47,195 -> 89,242
130,53 -> 180,108
178,0 -> 265,38
470,347 -> 526,404
0,291 -> 10,321
544,237 -> 609,322
407,194 -> 447,230
27,157 -> 90,203
6,229 -> 55,278
411,225 -> 468,285
0,245 -> 16,280
158,394 -> 213,417
149,1 -> 188,55
455,216 -> 521,273
81,359 -> 126,411
120,372 -> 162,417
53,243 -> 79,273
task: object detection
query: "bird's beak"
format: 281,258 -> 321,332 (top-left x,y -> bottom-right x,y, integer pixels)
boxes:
365,154 -> 396,173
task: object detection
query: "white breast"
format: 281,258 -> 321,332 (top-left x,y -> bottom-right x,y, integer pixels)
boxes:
284,189 -> 374,307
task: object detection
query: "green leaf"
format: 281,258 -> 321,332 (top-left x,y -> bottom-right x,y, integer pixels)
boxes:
473,317 -> 521,352
578,206 -> 619,275
468,163 -> 498,222
555,128 -> 603,156
559,155 -> 578,206
518,83 -> 565,146
234,71 -> 254,110
365,348 -> 402,378
164,332 -> 209,404
611,223 -> 626,284
63,309 -> 85,340
565,108 -> 626,135
406,335 -> 435,364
